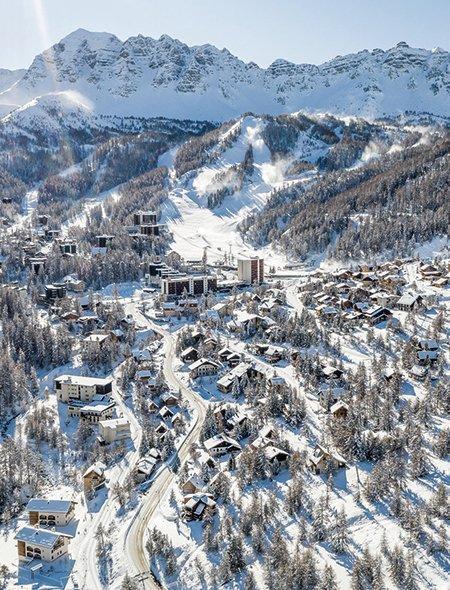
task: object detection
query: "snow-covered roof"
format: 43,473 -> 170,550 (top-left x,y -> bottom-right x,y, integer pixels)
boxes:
204,434 -> 241,451
99,417 -> 130,428
83,461 -> 107,478
189,358 -> 220,370
15,526 -> 71,548
26,498 -> 74,514
330,400 -> 349,414
397,292 -> 421,305
55,374 -> 112,387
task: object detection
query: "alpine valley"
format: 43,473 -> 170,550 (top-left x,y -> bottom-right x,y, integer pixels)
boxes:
0,27 -> 448,590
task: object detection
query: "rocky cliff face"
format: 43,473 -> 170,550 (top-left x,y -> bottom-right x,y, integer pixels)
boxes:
0,29 -> 448,121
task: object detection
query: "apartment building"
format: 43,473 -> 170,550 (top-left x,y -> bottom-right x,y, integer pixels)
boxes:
16,527 -> 71,562
237,256 -> 264,284
26,499 -> 76,527
98,417 -> 131,444
161,274 -> 217,297
54,375 -> 113,403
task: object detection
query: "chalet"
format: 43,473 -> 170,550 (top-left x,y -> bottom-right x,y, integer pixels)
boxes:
133,348 -> 152,363
182,493 -> 216,521
60,311 -> 80,323
98,418 -> 131,444
317,304 -> 339,317
159,405 -> 174,420
264,445 -> 289,468
68,398 -> 115,422
16,527 -> 71,562
238,313 -> 267,332
146,399 -> 159,413
134,451 -> 160,482
309,445 -> 347,475
194,450 -> 217,472
330,400 -> 349,419
318,385 -> 345,409
321,365 -> 344,381
396,292 -> 423,312
26,499 -> 76,527
83,462 -> 107,494
419,263 -> 442,280
136,370 -> 154,383
217,362 -> 252,394
225,352 -> 242,367
189,358 -> 221,379
417,350 -> 439,365
180,347 -> 199,363
83,333 -> 110,348
414,338 -> 439,352
63,275 -> 85,293
370,291 -> 396,307
55,375 -> 113,403
181,475 -> 205,495
226,411 -> 249,435
77,312 -> 101,330
161,391 -> 180,406
363,306 -> 393,326
382,368 -> 401,382
203,336 -> 218,352
120,314 -> 135,329
264,345 -> 284,364
211,302 -> 230,317
432,277 -> 448,288
266,375 -> 287,394
204,434 -> 241,456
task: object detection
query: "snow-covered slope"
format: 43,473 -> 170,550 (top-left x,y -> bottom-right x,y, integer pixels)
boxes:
0,68 -> 26,117
0,29 -> 448,121
159,113 -> 415,264
0,68 -> 25,93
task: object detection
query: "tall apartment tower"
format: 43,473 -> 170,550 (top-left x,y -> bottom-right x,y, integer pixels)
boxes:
237,257 -> 264,284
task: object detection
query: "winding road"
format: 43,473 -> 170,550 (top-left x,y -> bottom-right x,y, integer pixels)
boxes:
123,303 -> 208,589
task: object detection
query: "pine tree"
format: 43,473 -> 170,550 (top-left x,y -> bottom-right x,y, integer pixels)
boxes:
227,533 -> 245,574
319,564 -> 338,590
331,507 -> 348,554
121,573 -> 139,590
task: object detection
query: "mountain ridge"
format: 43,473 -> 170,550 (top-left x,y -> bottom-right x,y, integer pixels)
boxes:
0,29 -> 449,122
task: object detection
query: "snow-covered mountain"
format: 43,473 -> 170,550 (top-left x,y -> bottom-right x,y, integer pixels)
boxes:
0,29 -> 448,122
0,68 -> 25,93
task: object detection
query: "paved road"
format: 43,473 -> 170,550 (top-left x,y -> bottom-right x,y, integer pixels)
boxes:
124,303 -> 208,589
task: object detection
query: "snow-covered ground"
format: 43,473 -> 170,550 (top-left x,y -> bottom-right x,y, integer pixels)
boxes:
160,116 -> 319,269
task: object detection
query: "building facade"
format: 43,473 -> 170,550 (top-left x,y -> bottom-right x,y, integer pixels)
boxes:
237,257 -> 264,284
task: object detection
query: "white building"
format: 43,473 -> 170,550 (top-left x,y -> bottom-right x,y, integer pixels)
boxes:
54,375 -> 113,403
237,256 -> 264,284
98,417 -> 131,443
26,498 -> 76,527
16,527 -> 71,562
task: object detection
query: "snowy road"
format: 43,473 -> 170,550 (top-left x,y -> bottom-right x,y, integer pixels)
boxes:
74,359 -> 143,590
124,304 -> 208,589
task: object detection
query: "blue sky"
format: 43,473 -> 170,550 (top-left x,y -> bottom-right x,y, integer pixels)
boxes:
2,0 -> 449,70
